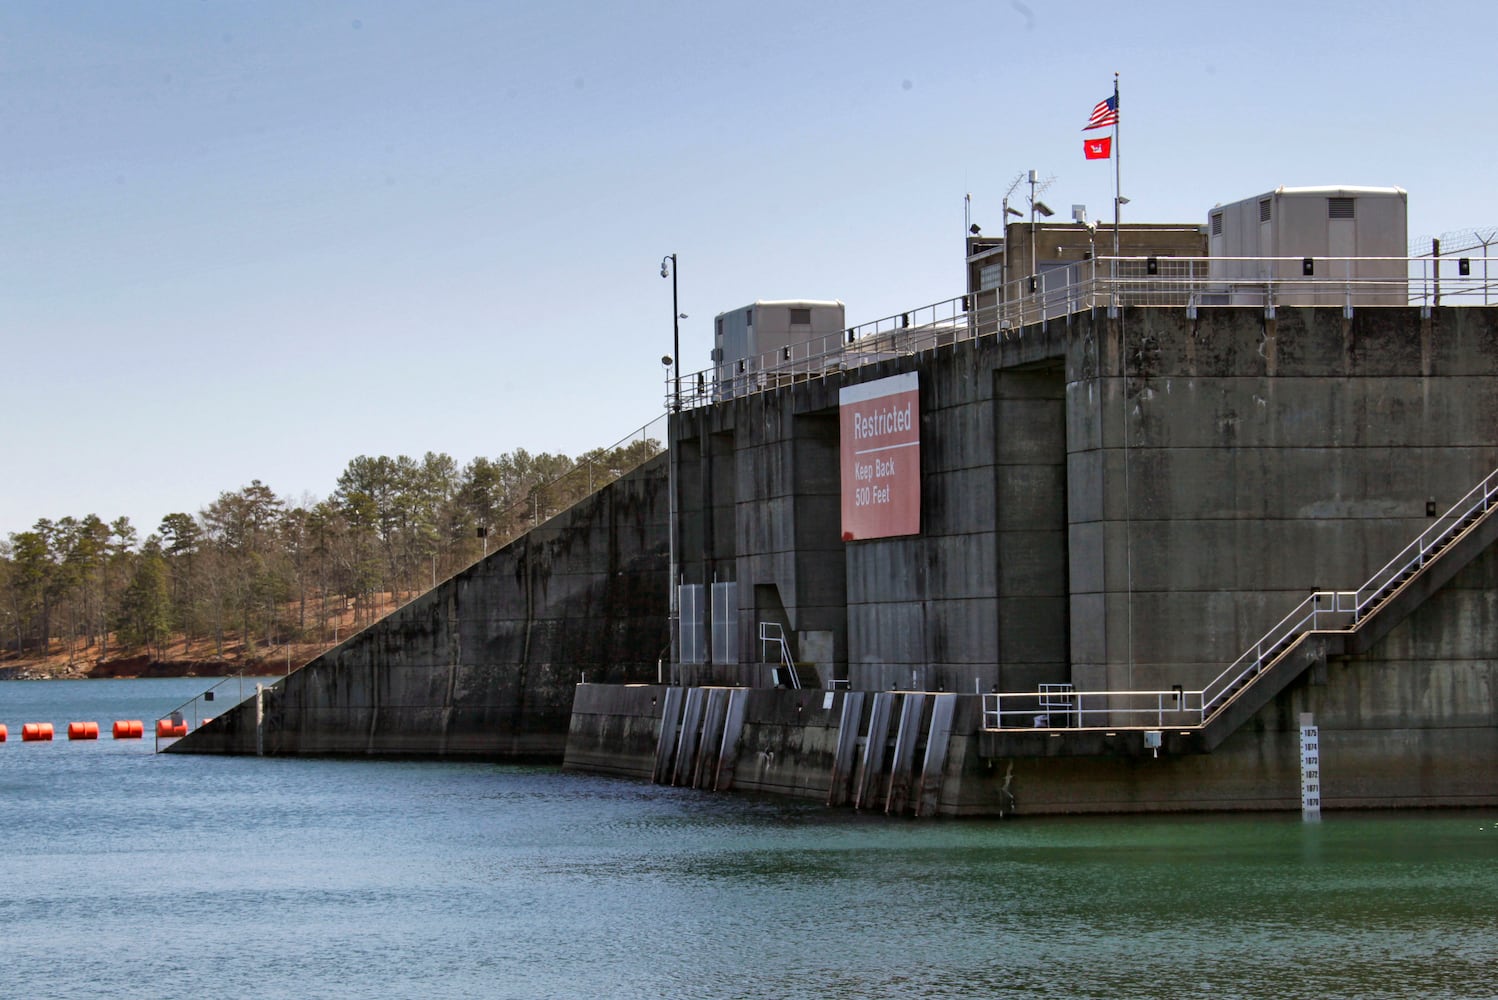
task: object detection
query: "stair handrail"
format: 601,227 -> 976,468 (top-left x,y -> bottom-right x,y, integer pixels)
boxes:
1349,467 -> 1498,620
1201,465 -> 1498,718
758,622 -> 800,689
1199,593 -> 1338,715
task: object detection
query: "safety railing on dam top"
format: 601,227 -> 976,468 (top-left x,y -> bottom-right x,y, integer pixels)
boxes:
361,415 -> 668,621
483,415 -> 667,547
675,254 -> 1498,410
981,464 -> 1498,732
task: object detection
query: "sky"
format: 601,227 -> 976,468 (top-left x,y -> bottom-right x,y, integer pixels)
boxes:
5,0 -> 1497,540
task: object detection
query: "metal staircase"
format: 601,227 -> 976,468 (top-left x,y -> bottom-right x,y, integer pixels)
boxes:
1198,466 -> 1498,733
981,465 -> 1498,756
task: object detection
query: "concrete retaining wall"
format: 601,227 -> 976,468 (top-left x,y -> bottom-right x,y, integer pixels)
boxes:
171,454 -> 670,757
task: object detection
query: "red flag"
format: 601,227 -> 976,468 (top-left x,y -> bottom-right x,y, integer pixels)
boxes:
1083,136 -> 1112,160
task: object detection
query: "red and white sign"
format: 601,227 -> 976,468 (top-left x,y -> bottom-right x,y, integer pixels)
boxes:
839,373 -> 920,540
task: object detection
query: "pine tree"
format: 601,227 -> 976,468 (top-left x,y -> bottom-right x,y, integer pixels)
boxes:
116,549 -> 172,660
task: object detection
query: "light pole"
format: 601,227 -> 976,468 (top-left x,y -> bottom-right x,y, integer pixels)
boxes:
660,254 -> 680,411
662,355 -> 677,665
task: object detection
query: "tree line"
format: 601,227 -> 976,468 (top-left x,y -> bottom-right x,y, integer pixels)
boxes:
0,440 -> 660,664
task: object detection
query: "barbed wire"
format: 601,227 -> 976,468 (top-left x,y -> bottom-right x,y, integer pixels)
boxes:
1408,227 -> 1498,256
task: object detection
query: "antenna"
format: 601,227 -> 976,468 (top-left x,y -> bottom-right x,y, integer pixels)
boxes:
1026,171 -> 1060,288
1026,171 -> 1057,218
1001,172 -> 1026,224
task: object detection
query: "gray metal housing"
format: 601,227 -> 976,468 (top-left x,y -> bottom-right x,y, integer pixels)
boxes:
713,299 -> 845,396
1208,186 -> 1408,304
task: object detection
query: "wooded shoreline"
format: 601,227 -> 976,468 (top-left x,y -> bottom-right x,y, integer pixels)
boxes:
3,438 -> 662,682
1,653 -> 298,681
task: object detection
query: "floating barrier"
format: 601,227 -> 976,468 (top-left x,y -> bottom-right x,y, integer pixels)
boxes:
67,721 -> 101,740
156,718 -> 189,738
0,723 -> 7,742
113,719 -> 145,739
22,723 -> 54,742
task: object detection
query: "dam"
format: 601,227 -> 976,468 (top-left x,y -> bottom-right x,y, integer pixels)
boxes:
172,225 -> 1498,816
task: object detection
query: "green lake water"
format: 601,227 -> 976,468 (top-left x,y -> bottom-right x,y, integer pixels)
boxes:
2,678 -> 1494,998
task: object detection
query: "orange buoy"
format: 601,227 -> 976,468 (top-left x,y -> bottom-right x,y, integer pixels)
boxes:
0,723 -> 7,742
22,722 -> 55,742
67,721 -> 100,740
156,718 -> 189,738
113,719 -> 145,739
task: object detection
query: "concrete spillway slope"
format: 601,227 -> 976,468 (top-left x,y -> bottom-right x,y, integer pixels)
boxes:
169,452 -> 670,758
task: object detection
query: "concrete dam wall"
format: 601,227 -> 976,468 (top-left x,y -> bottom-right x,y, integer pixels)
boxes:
571,303 -> 1498,814
178,302 -> 1498,815
567,534 -> 1498,816
669,306 -> 1498,699
171,453 -> 670,758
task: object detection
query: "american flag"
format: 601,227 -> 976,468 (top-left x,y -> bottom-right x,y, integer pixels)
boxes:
1083,94 -> 1118,131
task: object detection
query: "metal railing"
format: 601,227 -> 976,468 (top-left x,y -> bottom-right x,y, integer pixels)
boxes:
686,298 -> 976,409
982,464 -> 1498,733
154,673 -> 263,752
981,688 -> 1206,730
758,621 -> 799,689
677,255 -> 1498,410
319,415 -> 667,666
1197,464 -> 1498,715
483,415 -> 666,546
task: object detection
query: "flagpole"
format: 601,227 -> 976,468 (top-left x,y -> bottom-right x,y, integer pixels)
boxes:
1112,72 -> 1121,258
